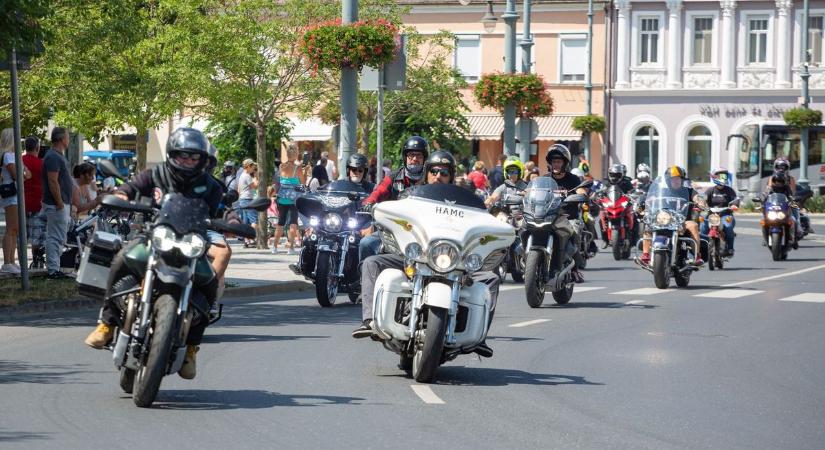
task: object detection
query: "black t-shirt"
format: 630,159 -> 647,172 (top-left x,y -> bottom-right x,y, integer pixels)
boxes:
544,172 -> 582,218
117,167 -> 224,218
703,186 -> 737,208
603,176 -> 634,193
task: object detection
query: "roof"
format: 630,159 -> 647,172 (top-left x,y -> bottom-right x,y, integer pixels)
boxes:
466,113 -> 583,141
83,150 -> 136,156
287,117 -> 333,141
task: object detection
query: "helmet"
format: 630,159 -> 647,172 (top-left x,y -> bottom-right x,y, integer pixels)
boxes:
570,168 -> 585,179
165,127 -> 211,180
424,150 -> 456,183
347,153 -> 368,170
774,157 -> 790,173
503,158 -> 525,180
664,165 -> 687,187
545,144 -> 571,173
710,166 -> 731,187
402,136 -> 429,181
608,163 -> 627,183
636,163 -> 651,175
636,171 -> 651,184
772,171 -> 787,185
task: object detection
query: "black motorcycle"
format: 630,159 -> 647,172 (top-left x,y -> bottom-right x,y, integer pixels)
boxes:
292,180 -> 371,307
490,195 -> 525,283
77,193 -> 267,407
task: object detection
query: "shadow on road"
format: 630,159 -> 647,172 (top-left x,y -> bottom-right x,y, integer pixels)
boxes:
544,301 -> 657,309
0,310 -> 96,328
218,300 -> 361,328
435,367 -> 604,387
201,334 -> 329,343
583,266 -> 637,272
719,267 -> 782,271
0,360 -> 100,384
0,429 -> 52,443
153,390 -> 365,410
487,336 -> 544,342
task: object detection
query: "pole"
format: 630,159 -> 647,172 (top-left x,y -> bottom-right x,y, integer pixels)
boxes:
376,68 -> 385,185
502,0 -> 518,158
339,0 -> 359,179
584,0 -> 594,163
517,0 -> 533,164
799,0 -> 811,187
9,48 -> 30,290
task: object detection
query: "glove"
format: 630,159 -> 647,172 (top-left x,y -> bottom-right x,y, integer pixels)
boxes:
360,203 -> 374,214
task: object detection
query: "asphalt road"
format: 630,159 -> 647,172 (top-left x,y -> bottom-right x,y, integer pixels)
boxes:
1,220 -> 824,450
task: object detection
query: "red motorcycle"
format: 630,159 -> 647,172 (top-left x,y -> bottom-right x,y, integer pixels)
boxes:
599,185 -> 637,260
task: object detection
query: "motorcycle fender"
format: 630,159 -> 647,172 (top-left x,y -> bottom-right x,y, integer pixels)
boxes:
372,269 -> 412,342
652,235 -> 670,250
154,259 -> 191,288
124,242 -> 150,276
422,281 -> 453,310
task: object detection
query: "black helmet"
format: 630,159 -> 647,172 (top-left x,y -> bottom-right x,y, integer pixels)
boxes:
402,136 -> 429,181
545,144 -> 571,174
772,171 -> 787,185
424,150 -> 456,183
347,153 -> 368,170
165,127 -> 210,180
608,163 -> 627,183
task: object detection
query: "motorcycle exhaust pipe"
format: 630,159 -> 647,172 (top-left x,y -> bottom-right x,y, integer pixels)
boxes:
551,260 -> 576,291
112,331 -> 131,367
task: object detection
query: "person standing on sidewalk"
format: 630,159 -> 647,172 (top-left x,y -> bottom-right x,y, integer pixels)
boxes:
238,158 -> 259,247
0,128 -> 31,274
42,127 -> 75,279
22,136 -> 45,268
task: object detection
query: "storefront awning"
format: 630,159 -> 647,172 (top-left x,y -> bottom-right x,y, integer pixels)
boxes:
288,117 -> 333,141
466,114 -> 583,141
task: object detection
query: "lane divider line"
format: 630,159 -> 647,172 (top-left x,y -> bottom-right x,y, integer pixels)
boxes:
411,385 -> 445,404
722,263 -> 825,287
509,319 -> 551,328
624,300 -> 646,305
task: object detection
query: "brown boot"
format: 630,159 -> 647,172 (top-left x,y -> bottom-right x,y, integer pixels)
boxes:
178,345 -> 199,380
84,323 -> 114,349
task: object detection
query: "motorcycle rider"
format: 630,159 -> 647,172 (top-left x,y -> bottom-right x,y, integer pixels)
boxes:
762,170 -> 801,246
571,168 -> 600,256
352,151 -> 499,358
542,144 -> 585,283
84,128 -> 228,380
484,158 -> 527,208
637,165 -> 704,267
701,167 -> 739,257
358,136 -> 428,262
634,163 -> 653,192
597,163 -> 634,248
344,153 -> 375,193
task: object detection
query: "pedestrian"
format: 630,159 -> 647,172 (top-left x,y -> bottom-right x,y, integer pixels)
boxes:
0,128 -> 31,274
272,144 -> 304,254
22,135 -> 46,268
221,160 -> 237,189
307,164 -> 329,192
42,127 -> 75,279
238,158 -> 259,247
524,161 -> 536,181
71,162 -> 102,219
527,167 -> 541,182
488,154 -> 506,190
466,161 -> 489,190
318,150 -> 337,181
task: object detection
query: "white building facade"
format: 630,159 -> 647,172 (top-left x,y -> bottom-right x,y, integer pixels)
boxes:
609,0 -> 825,190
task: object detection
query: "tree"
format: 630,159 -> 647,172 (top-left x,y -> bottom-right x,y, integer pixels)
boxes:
206,114 -> 291,178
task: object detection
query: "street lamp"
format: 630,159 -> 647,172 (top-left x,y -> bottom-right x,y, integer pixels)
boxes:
481,1 -> 498,34
800,0 -> 811,187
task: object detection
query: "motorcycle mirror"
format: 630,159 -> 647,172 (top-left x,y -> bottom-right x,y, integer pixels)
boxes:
100,195 -> 154,214
98,160 -> 125,181
208,219 -> 256,239
575,179 -> 594,191
240,197 -> 271,212
563,194 -> 588,204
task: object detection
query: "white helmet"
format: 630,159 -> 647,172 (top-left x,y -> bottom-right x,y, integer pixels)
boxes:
570,168 -> 585,179
636,163 -> 651,175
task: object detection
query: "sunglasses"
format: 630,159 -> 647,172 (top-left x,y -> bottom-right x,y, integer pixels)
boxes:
349,167 -> 366,173
428,168 -> 450,177
173,151 -> 202,161
506,169 -> 521,175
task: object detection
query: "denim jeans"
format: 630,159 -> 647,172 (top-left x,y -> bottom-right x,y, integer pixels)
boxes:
358,234 -> 382,262
43,204 -> 71,273
700,213 -> 735,250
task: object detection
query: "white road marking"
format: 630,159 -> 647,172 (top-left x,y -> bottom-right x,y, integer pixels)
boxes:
613,287 -> 674,296
500,285 -> 523,292
722,263 -> 825,287
624,300 -> 646,305
509,319 -> 551,328
778,293 -> 825,303
411,385 -> 445,404
694,289 -> 764,299
574,286 -> 605,293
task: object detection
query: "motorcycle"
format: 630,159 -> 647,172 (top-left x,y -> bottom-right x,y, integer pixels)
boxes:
370,184 -> 513,383
703,202 -> 736,271
490,195 -> 525,283
754,193 -> 795,261
76,193 -> 268,407
794,185 -> 814,238
292,180 -> 371,307
637,175 -> 703,289
598,185 -> 636,260
521,177 -> 591,308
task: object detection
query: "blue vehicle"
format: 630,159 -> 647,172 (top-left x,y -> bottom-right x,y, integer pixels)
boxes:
756,192 -> 794,261
83,150 -> 135,180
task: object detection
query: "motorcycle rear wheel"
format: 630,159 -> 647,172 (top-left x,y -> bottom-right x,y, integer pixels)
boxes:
524,250 -> 547,308
653,252 -> 670,289
132,294 -> 177,408
412,307 -> 448,383
315,252 -> 339,307
770,232 -> 783,262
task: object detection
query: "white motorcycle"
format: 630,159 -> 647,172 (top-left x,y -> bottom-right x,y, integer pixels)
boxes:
371,184 -> 515,383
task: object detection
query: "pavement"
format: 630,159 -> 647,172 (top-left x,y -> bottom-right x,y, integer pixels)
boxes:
1,219 -> 824,449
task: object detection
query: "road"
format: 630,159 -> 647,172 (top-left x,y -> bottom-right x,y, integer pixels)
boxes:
1,220 -> 824,449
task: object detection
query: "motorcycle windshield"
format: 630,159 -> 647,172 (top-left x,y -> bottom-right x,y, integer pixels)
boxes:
523,177 -> 562,219
155,194 -> 209,235
645,175 -> 691,217
409,183 -> 487,210
312,180 -> 366,213
765,193 -> 789,209
606,185 -> 624,203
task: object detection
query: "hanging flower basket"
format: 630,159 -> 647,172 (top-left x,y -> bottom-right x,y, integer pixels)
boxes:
299,19 -> 398,72
572,114 -> 606,134
473,73 -> 554,118
783,107 -> 823,130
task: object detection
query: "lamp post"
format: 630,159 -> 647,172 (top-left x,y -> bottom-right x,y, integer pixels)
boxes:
517,0 -> 534,164
799,0 -> 811,187
339,0 -> 358,179
584,0 -> 594,163
502,0 -> 519,158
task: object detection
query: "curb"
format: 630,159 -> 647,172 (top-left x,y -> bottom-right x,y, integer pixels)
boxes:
222,280 -> 314,299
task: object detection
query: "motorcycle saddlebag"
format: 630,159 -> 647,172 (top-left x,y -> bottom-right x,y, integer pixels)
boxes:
77,231 -> 123,300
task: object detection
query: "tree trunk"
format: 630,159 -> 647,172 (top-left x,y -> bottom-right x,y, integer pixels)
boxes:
255,123 -> 269,249
136,125 -> 148,171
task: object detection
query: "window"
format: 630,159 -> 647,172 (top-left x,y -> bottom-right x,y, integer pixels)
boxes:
687,125 -> 712,181
639,18 -> 660,64
747,18 -> 768,64
561,37 -> 586,82
808,16 -> 824,66
454,35 -> 481,82
693,17 -> 713,65
634,126 -> 659,178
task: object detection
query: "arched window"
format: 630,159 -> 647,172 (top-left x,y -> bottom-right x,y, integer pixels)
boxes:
634,126 -> 659,178
687,125 -> 712,181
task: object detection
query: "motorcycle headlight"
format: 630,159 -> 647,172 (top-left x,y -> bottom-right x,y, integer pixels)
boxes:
347,217 -> 359,229
428,241 -> 459,273
404,243 -> 423,260
309,216 -> 320,227
655,211 -> 673,226
464,253 -> 483,272
151,226 -> 177,252
620,200 -> 629,208
767,211 -> 786,221
323,213 -> 342,232
178,232 -> 206,258
708,214 -> 721,227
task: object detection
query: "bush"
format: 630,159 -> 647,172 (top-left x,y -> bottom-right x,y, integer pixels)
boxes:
473,73 -> 554,118
783,107 -> 823,130
572,114 -> 606,133
299,19 -> 398,72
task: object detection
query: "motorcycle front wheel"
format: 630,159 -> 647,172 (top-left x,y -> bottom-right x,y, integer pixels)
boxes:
524,250 -> 547,308
412,307 -> 448,383
770,231 -> 783,262
315,252 -> 339,307
653,252 -> 670,289
611,232 -> 622,261
132,294 -> 177,408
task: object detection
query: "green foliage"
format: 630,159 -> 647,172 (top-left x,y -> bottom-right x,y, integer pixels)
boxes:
474,73 -> 554,118
206,115 -> 291,176
0,0 -> 51,55
300,19 -> 398,72
572,114 -> 606,134
783,107 -> 823,130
